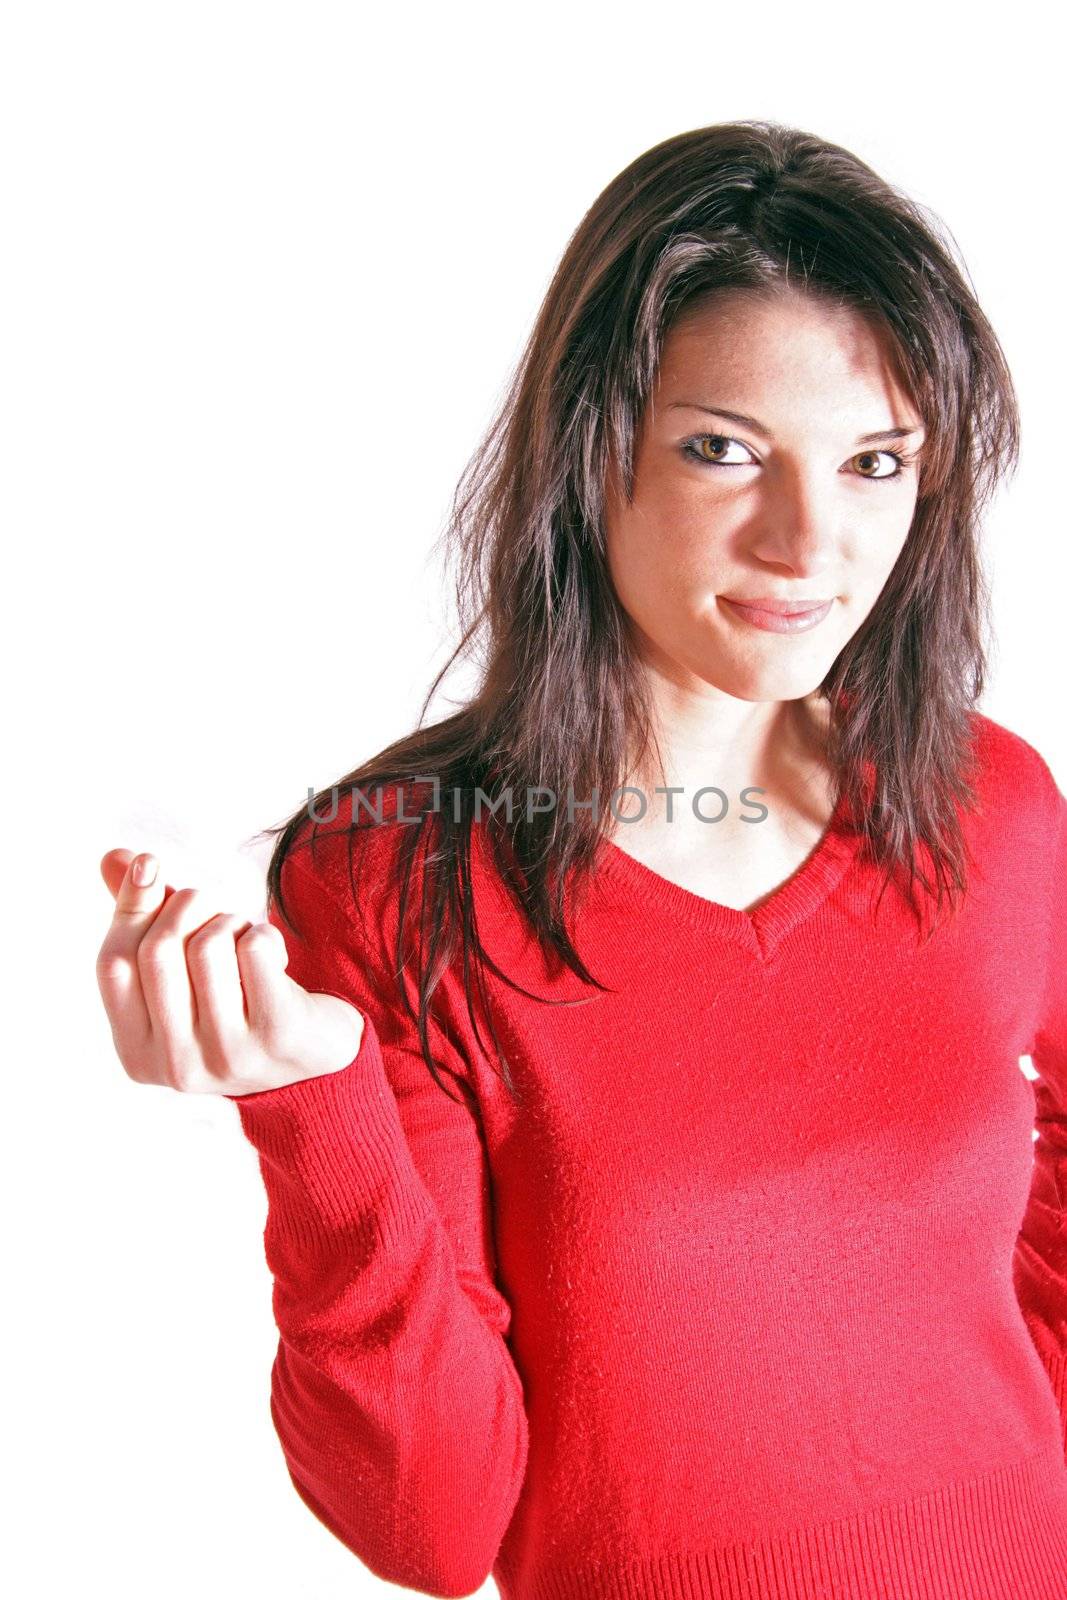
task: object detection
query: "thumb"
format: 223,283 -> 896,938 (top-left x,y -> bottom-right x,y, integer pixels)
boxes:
100,847 -> 172,922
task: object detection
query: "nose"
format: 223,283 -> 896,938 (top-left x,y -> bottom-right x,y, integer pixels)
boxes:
748,462 -> 839,578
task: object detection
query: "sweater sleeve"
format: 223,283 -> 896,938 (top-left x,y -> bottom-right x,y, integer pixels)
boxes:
225,833 -> 529,1598
1013,769 -> 1067,1458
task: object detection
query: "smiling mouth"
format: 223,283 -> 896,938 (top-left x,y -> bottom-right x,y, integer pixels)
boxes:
719,596 -> 835,634
720,596 -> 833,615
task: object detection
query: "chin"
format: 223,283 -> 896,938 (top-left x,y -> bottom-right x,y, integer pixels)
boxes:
703,660 -> 831,704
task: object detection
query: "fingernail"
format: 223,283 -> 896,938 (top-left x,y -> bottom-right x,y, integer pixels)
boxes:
132,854 -> 157,887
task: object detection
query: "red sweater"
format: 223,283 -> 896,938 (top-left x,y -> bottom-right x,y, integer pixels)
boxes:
229,711 -> 1067,1599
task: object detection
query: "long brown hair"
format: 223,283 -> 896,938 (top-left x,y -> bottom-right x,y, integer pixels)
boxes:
250,119 -> 1020,1105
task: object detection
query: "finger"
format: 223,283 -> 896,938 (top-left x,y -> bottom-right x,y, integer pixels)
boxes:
104,853 -> 176,959
101,849 -> 175,913
136,887 -> 219,1071
101,848 -> 145,901
185,912 -> 256,1075
235,917 -> 293,1047
101,848 -> 138,898
96,852 -> 173,1043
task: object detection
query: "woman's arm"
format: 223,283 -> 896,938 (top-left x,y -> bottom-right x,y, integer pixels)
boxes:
227,837 -> 529,1598
1013,768 -> 1067,1457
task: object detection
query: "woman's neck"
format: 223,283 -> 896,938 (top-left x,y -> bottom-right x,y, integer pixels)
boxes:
616,692 -> 834,837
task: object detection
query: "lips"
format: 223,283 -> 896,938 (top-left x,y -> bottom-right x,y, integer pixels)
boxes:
721,596 -> 832,615
719,595 -> 834,635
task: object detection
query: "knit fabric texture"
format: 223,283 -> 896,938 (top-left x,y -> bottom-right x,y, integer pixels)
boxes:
228,711 -> 1067,1599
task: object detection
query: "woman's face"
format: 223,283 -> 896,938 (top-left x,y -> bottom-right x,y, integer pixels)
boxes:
603,287 -> 925,705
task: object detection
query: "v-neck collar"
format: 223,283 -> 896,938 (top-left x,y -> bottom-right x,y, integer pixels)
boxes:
593,783 -> 864,961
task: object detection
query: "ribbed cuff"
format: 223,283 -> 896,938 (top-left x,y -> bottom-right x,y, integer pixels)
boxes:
228,1012 -> 434,1251
1043,1346 -> 1067,1460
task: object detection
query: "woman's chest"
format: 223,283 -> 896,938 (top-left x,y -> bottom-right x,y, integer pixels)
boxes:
480,891 -> 1045,1313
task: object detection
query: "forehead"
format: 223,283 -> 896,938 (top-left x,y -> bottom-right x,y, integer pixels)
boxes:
656,287 -> 918,420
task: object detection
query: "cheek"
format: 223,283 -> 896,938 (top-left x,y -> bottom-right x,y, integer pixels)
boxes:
610,486 -> 731,585
865,502 -> 916,574
608,517 -> 722,623
841,508 -> 915,613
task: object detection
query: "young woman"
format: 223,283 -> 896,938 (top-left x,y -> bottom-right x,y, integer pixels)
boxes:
96,121 -> 1067,1598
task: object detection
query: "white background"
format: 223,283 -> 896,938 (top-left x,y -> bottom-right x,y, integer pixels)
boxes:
4,3 -> 1064,1595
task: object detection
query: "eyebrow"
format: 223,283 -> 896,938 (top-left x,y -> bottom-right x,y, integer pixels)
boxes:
666,402 -> 925,446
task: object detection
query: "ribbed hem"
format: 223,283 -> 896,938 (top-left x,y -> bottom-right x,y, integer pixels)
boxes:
497,1443 -> 1067,1600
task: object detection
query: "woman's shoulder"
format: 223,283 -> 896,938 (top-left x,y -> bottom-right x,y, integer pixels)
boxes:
274,779 -> 440,941
962,712 -> 1064,899
967,710 -> 1063,814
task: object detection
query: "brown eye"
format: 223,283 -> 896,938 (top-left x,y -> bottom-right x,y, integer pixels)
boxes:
684,434 -> 755,468
852,450 -> 900,480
